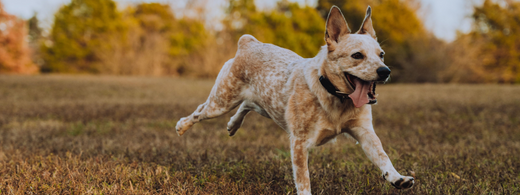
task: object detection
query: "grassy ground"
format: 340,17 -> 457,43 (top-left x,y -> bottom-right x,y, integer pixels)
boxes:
0,75 -> 519,194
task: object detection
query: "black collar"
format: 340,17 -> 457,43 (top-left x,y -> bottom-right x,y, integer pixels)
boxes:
319,75 -> 351,101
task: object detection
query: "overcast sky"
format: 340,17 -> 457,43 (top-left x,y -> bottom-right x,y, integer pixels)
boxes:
3,0 -> 480,42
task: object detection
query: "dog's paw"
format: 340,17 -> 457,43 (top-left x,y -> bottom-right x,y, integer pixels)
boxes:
383,172 -> 414,189
390,176 -> 414,189
175,117 -> 193,136
227,128 -> 238,136
227,122 -> 240,136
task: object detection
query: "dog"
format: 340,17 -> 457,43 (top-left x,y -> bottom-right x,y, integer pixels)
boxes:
175,5 -> 414,194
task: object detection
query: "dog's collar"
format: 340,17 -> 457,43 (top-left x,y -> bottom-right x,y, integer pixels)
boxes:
319,75 -> 351,101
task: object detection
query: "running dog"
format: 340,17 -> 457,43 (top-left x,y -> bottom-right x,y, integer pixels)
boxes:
176,5 -> 414,194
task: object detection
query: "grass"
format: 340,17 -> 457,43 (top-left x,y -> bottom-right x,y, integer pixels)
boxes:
0,74 -> 519,194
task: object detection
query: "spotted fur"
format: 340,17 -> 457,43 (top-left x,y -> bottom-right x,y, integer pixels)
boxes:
176,6 -> 414,194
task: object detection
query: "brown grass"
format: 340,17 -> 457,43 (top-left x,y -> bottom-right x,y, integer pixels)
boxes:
0,75 -> 519,194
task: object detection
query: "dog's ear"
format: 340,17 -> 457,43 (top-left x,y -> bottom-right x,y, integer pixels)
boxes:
325,6 -> 351,51
357,6 -> 377,40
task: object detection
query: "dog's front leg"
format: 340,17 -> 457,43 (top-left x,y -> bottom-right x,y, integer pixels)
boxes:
348,122 -> 415,189
290,138 -> 311,195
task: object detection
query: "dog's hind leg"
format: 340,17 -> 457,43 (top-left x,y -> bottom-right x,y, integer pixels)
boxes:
227,102 -> 251,136
176,59 -> 245,136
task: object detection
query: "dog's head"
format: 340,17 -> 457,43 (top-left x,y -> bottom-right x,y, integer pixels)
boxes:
320,6 -> 389,108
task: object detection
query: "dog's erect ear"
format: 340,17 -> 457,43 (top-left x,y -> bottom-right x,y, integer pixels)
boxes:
325,6 -> 351,51
357,6 -> 376,40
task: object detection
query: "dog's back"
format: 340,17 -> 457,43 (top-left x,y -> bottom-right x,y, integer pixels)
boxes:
233,35 -> 303,83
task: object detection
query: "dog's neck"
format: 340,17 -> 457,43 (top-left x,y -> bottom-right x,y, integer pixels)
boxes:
299,46 -> 363,125
315,46 -> 351,102
306,46 -> 354,105
318,75 -> 350,101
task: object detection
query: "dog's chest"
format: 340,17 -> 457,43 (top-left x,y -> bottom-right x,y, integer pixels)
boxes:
314,128 -> 340,146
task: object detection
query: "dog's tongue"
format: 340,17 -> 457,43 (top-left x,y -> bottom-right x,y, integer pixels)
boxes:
348,78 -> 370,108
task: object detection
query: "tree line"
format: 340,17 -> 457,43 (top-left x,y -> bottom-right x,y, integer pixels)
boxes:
0,0 -> 518,83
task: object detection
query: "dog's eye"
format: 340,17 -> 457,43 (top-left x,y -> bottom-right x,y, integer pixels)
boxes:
351,52 -> 364,60
379,52 -> 385,59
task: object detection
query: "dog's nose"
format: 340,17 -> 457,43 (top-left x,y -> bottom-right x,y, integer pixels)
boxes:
377,67 -> 391,81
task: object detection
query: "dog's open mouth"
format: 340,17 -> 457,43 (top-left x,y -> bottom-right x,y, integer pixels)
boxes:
344,73 -> 377,108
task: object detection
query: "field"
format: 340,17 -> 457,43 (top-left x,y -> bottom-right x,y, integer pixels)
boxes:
0,75 -> 519,194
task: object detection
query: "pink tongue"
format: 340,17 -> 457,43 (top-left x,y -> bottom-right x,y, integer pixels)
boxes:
348,78 -> 370,108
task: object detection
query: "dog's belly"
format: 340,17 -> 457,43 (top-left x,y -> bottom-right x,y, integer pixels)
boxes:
248,101 -> 271,119
240,87 -> 289,129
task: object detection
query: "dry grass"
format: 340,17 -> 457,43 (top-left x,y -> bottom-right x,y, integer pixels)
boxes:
0,75 -> 519,194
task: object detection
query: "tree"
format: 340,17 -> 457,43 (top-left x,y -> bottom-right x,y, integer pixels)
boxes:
41,0 -> 127,73
224,0 -> 325,58
116,3 -> 209,76
27,14 -> 42,42
0,2 -> 38,74
467,0 -> 520,83
27,14 -> 44,67
96,3 -> 177,75
41,0 -> 209,76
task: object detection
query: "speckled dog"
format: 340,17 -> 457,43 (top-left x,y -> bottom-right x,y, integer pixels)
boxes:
176,6 -> 414,194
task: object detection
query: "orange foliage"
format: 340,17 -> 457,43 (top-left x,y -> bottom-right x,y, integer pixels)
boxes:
0,2 -> 38,74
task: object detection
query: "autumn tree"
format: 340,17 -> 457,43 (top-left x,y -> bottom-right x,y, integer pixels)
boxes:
0,2 -> 38,74
41,0 -> 127,73
98,3 -> 178,75
466,0 -> 520,83
41,0 -> 210,76
112,3 -> 209,76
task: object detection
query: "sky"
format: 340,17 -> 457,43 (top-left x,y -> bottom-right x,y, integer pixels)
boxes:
2,0 -> 479,42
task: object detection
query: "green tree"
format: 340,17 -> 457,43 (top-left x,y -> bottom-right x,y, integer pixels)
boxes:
42,0 -> 127,73
27,14 -> 42,42
27,13 -> 44,67
225,0 -> 325,58
126,3 -> 209,75
41,1 -> 209,76
131,3 -> 207,57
